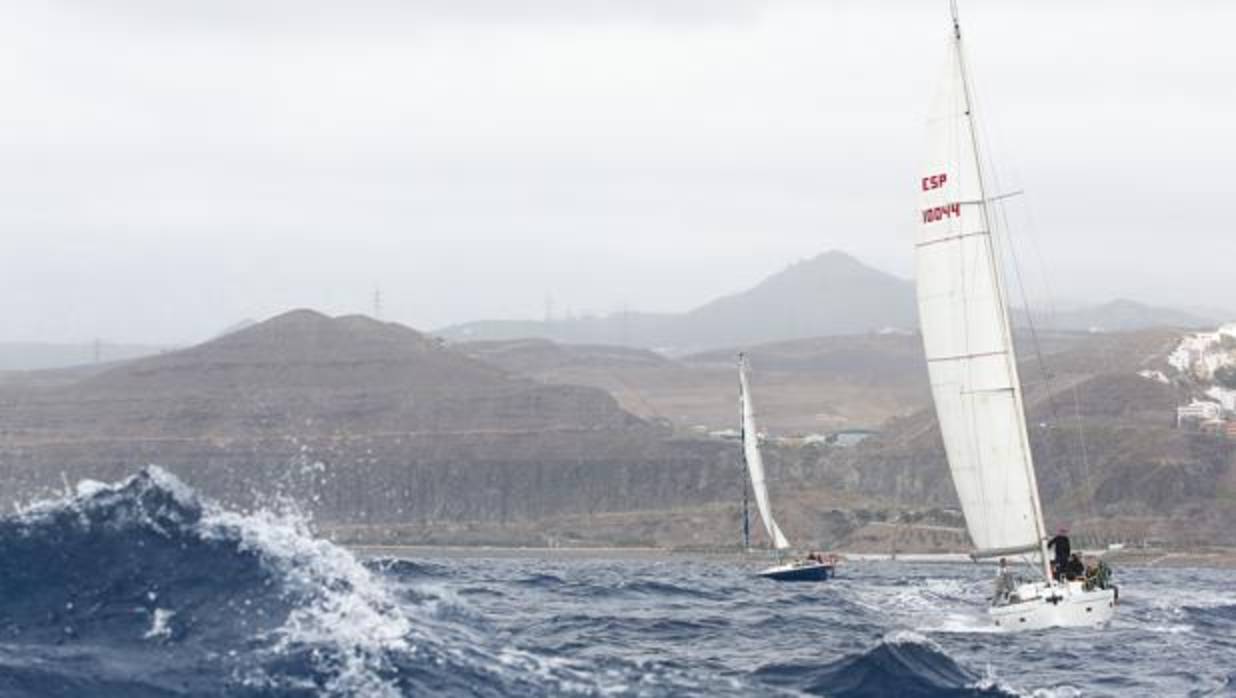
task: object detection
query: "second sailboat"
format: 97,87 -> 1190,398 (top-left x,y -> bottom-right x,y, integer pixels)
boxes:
738,353 -> 836,582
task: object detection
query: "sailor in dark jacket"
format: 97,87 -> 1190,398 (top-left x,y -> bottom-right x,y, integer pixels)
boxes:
1065,553 -> 1086,581
1047,527 -> 1071,580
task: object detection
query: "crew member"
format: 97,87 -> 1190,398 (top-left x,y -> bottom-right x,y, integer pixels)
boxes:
992,557 -> 1015,602
1065,553 -> 1085,581
1047,527 -> 1071,580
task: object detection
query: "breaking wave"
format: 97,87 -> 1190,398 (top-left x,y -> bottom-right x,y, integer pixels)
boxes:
0,468 -> 619,696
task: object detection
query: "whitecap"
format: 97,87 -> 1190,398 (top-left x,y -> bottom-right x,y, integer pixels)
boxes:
144,608 -> 175,640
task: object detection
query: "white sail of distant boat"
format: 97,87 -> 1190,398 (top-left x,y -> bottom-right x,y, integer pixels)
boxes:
915,1 -> 1117,629
738,353 -> 790,551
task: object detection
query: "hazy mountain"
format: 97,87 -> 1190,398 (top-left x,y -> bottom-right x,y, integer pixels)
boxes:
674,251 -> 917,347
6,254 -> 1214,374
439,251 -> 917,352
441,251 -> 1214,352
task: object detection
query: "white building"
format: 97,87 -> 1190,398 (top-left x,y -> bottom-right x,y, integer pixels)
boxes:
1177,400 -> 1223,428
1169,324 -> 1236,380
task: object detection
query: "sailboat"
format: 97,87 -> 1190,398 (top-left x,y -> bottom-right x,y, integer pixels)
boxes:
738,353 -> 835,582
916,2 -> 1117,629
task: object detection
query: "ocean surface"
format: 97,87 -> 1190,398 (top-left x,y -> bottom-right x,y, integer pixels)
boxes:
1,467 -> 1234,697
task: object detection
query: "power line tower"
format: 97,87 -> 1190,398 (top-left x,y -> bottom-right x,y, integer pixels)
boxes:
372,287 -> 383,320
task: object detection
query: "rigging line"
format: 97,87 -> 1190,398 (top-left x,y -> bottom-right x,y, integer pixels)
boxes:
1011,189 -> 1101,529
953,12 -> 1047,560
963,43 -> 1095,534
1069,380 -> 1098,531
979,106 -> 1101,532
953,8 -> 1052,582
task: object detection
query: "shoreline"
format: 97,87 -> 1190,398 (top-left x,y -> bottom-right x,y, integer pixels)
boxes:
349,544 -> 1236,569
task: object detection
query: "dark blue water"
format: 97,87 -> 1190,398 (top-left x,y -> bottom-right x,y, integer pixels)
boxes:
1,468 -> 1233,697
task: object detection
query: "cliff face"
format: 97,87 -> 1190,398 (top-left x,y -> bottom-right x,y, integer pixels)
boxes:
0,310 -> 741,530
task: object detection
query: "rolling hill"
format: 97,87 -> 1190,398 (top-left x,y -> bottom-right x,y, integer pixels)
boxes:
0,310 -> 749,534
440,250 -> 1219,352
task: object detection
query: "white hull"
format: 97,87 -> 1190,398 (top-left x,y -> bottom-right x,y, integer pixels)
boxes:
989,580 -> 1116,631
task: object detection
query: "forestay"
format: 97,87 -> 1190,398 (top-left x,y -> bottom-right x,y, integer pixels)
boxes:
738,355 -> 791,550
915,27 -> 1046,556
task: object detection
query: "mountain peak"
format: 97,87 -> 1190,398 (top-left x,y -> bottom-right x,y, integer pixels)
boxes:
774,251 -> 901,284
807,249 -> 865,266
679,252 -> 915,347
213,309 -> 430,349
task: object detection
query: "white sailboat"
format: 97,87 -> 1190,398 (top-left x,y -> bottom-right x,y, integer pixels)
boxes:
916,2 -> 1117,629
738,353 -> 835,582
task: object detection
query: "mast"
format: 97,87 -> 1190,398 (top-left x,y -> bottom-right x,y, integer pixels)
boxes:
738,354 -> 752,550
949,2 -> 1053,582
742,486 -> 751,550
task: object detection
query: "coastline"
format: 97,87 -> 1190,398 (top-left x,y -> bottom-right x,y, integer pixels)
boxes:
349,544 -> 1236,569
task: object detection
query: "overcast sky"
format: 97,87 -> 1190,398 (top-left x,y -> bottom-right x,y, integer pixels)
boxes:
1,1 -> 1232,343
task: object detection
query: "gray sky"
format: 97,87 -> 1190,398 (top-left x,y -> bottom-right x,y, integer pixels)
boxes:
2,1 -> 1232,343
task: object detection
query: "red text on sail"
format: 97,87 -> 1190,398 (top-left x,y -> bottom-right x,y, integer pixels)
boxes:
921,203 -> 961,223
921,173 -> 948,191
920,172 -> 960,223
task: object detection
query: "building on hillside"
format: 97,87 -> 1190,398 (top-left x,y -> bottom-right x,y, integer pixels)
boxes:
829,429 -> 879,447
1138,369 -> 1171,385
1200,418 -> 1227,436
1169,324 -> 1236,380
1205,385 -> 1236,413
1177,400 -> 1223,430
786,429 -> 880,448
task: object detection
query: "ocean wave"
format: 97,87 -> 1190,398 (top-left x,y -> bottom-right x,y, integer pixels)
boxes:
611,579 -> 725,601
0,467 -> 779,697
754,631 -> 1019,697
0,468 -> 597,696
3,469 -> 1228,697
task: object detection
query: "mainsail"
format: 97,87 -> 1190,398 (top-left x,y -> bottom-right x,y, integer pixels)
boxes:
915,8 -> 1048,559
738,354 -> 791,551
